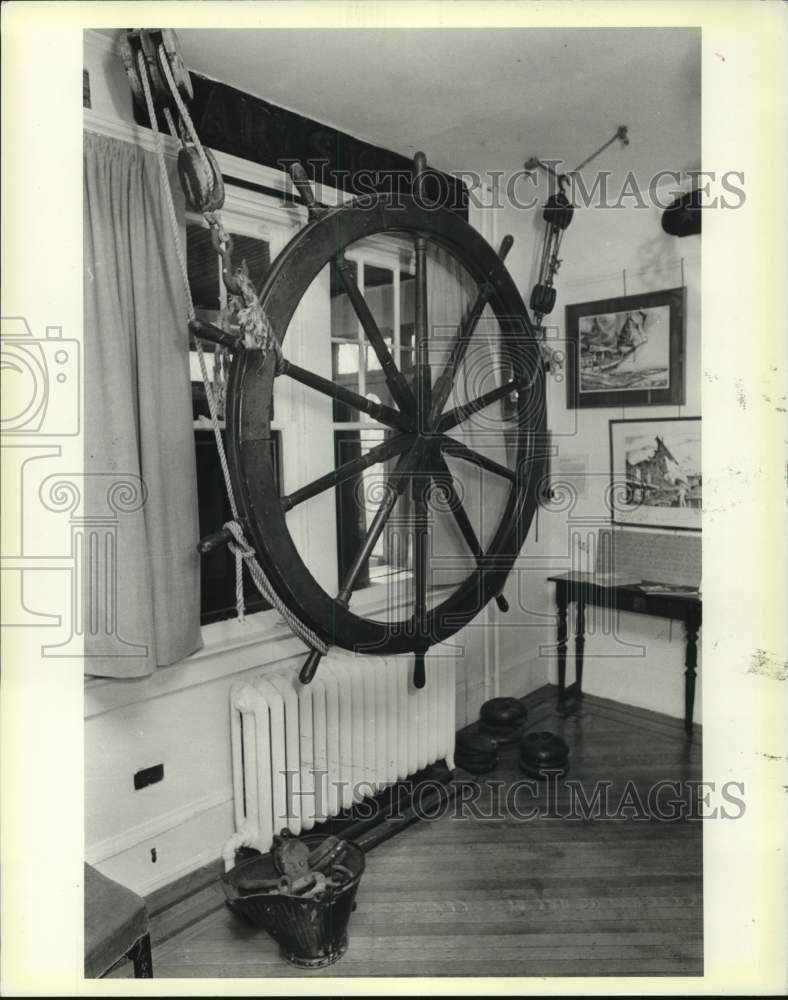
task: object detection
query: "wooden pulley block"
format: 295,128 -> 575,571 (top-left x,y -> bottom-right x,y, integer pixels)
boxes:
118,32 -> 146,109
137,29 -> 172,107
177,144 -> 225,213
529,282 -> 557,317
519,731 -> 569,779
542,192 -> 574,230
156,28 -> 193,103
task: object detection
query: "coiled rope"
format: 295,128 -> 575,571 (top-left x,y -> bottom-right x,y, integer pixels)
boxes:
136,47 -> 327,655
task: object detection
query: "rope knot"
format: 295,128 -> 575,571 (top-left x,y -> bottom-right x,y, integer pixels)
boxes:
224,520 -> 255,560
219,264 -> 286,374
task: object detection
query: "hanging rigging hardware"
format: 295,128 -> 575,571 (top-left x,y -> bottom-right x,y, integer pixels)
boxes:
178,145 -> 225,213
524,126 -> 629,375
524,125 -> 629,185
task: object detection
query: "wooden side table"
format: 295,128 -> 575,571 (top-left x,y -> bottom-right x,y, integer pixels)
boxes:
548,573 -> 702,738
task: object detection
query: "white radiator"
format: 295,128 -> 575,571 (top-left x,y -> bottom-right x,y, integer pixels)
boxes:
223,652 -> 456,868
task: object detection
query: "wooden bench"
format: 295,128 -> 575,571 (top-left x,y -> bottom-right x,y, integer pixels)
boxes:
84,863 -> 153,978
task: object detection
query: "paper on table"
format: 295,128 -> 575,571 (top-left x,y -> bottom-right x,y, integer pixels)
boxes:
572,570 -> 644,587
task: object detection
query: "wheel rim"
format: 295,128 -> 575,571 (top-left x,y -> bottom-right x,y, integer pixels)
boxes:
226,193 -> 547,655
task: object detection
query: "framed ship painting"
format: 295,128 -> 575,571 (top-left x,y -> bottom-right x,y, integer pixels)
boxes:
566,287 -> 685,408
609,417 -> 701,531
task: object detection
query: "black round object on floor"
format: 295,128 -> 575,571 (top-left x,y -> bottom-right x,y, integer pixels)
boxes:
455,750 -> 498,775
480,697 -> 526,726
479,697 -> 527,744
456,730 -> 497,755
519,731 -> 570,779
455,731 -> 498,774
480,720 -> 525,744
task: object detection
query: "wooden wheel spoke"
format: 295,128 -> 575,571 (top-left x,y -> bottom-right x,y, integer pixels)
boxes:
279,358 -> 411,431
334,256 -> 416,416
335,443 -> 423,607
428,235 -> 514,426
432,454 -> 511,613
427,287 -> 490,425
281,433 -> 415,512
411,155 -> 432,670
413,488 -> 429,648
438,379 -> 521,432
414,232 -> 431,429
431,456 -> 485,560
439,434 -> 515,482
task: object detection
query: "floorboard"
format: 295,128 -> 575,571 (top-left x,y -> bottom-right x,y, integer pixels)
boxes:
123,688 -> 704,980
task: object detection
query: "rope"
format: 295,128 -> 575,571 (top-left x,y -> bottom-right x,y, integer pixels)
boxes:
162,106 -> 179,140
136,47 -> 328,654
156,43 -> 212,179
220,264 -> 285,372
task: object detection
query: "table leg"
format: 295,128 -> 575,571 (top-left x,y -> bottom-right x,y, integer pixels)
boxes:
129,932 -> 153,978
575,599 -> 586,710
684,615 -> 700,739
557,588 -> 568,713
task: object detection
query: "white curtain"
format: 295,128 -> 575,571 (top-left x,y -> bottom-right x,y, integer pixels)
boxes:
83,131 -> 202,676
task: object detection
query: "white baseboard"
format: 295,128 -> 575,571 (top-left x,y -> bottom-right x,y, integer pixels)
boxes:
90,795 -> 235,896
86,787 -> 232,866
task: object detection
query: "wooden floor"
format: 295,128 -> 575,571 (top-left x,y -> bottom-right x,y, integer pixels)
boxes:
142,686 -> 703,979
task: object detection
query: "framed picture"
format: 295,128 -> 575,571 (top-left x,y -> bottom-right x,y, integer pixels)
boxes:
609,417 -> 701,532
566,287 -> 685,408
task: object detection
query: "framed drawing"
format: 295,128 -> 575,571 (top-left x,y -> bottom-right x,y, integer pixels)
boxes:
609,417 -> 701,532
566,287 -> 685,408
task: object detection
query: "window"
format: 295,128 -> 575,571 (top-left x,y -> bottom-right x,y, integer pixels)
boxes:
187,220 -> 281,624
194,428 -> 281,623
329,248 -> 415,593
185,189 -> 421,627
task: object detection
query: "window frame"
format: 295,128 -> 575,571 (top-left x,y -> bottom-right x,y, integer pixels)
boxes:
329,240 -> 417,592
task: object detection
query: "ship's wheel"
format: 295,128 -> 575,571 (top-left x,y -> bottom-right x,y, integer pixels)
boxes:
226,159 -> 547,685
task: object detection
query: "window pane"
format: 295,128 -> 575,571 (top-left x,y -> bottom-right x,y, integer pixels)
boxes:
365,265 -> 394,335
399,270 -> 415,378
196,429 -> 281,623
187,225 -> 220,311
331,341 -> 361,421
334,428 -> 412,595
330,258 -> 358,340
364,264 -> 393,374
186,224 -> 221,421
